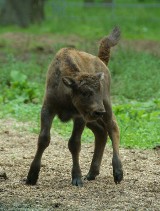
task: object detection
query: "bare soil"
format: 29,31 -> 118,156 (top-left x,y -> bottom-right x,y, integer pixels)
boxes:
0,119 -> 160,211
0,33 -> 160,57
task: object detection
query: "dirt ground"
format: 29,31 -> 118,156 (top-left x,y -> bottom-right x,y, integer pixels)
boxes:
0,119 -> 160,211
0,33 -> 160,57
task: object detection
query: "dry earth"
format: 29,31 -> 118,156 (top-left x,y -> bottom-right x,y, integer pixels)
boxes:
0,119 -> 160,211
0,33 -> 160,57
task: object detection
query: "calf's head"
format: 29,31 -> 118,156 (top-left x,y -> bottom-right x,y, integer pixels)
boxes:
62,73 -> 105,122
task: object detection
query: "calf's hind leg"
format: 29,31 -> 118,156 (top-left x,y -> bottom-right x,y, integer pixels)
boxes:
26,105 -> 55,185
68,118 -> 85,186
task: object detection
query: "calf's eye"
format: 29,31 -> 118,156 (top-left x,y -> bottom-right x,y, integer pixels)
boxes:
81,91 -> 93,98
81,92 -> 88,97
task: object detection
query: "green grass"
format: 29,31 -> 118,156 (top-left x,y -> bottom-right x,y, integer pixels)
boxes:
109,49 -> 160,100
114,100 -> 160,148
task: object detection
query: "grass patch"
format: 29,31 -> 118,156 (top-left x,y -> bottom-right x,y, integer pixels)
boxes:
114,99 -> 160,148
109,49 -> 160,100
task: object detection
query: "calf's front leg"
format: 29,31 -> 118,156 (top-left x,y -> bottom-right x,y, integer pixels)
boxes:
86,121 -> 108,180
68,118 -> 85,187
107,114 -> 123,184
26,105 -> 55,185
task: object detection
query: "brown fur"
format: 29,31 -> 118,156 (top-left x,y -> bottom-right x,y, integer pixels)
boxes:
26,27 -> 123,187
98,26 -> 121,65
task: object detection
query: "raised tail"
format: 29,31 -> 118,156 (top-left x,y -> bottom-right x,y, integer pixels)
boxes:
98,27 -> 120,66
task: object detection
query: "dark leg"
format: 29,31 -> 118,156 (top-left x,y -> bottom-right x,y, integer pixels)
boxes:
26,104 -> 55,185
86,120 -> 108,180
68,118 -> 85,186
106,112 -> 123,184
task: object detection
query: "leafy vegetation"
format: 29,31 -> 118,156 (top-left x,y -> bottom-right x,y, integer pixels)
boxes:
0,1 -> 159,149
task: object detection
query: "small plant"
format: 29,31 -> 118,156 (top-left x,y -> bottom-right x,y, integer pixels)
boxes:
1,70 -> 41,104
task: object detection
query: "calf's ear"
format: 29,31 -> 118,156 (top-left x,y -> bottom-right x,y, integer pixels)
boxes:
62,76 -> 77,88
96,72 -> 105,81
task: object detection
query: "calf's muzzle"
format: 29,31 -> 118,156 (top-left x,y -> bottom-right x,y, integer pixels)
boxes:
91,110 -> 106,119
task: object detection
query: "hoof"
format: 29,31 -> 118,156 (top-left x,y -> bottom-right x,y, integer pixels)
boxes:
25,172 -> 39,185
72,177 -> 83,187
113,169 -> 123,184
84,172 -> 97,181
26,178 -> 37,185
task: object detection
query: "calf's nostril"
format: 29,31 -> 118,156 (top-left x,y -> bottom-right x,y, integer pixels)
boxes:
93,111 -> 105,118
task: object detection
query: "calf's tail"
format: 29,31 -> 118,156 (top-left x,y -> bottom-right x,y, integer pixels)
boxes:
98,27 -> 120,66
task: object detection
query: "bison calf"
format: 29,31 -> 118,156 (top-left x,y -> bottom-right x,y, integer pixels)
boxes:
26,27 -> 123,186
